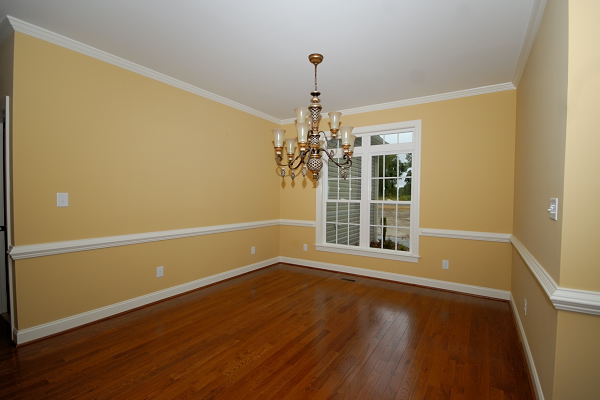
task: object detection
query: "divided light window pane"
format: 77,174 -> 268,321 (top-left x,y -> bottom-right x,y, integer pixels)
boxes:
325,156 -> 361,248
369,152 -> 412,252
369,204 -> 411,251
371,132 -> 413,145
322,129 -> 416,255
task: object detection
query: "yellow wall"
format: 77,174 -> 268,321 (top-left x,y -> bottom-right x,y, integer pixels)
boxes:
12,33 -> 280,244
280,91 -> 516,290
513,0 -> 568,283
281,226 -> 511,290
560,0 -> 600,291
511,250 -> 557,400
282,91 -> 516,234
550,2 -> 600,398
7,8 -> 600,399
11,32 -> 281,328
16,226 -> 279,328
553,311 -> 600,399
512,1 -> 600,398
511,2 -> 566,398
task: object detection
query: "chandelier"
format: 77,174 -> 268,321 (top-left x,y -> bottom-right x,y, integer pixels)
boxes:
272,53 -> 355,181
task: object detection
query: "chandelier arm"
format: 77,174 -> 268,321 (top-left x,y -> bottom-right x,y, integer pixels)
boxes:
322,148 -> 352,168
274,155 -> 290,168
288,151 -> 309,170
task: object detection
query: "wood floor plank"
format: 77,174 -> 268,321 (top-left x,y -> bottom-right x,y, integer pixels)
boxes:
0,264 -> 533,399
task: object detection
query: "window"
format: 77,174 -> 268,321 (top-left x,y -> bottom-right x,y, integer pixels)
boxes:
316,121 -> 420,262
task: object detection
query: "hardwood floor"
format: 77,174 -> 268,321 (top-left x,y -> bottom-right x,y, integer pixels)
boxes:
0,264 -> 533,399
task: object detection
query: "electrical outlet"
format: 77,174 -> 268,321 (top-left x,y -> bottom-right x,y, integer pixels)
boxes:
441,259 -> 449,270
524,298 -> 528,316
156,266 -> 164,278
303,243 -> 308,251
251,246 -> 256,255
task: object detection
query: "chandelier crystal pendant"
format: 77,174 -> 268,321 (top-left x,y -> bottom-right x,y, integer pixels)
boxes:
272,53 -> 355,182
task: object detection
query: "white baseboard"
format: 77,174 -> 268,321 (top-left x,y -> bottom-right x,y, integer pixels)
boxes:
509,294 -> 545,400
278,256 -> 510,300
15,257 -> 279,344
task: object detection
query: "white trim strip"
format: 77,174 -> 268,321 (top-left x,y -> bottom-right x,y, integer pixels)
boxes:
10,220 -> 282,259
551,287 -> 600,315
279,83 -> 516,125
5,16 -> 280,124
509,294 -> 546,400
420,228 -> 512,243
510,236 -> 557,299
11,219 -> 600,316
287,221 -> 513,244
511,235 -> 600,316
279,256 -> 510,300
10,223 -> 516,260
278,219 -> 316,227
15,257 -> 278,344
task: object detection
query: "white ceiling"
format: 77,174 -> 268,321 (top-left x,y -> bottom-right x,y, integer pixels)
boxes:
0,0 -> 540,121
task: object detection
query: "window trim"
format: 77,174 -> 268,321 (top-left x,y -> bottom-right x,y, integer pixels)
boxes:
316,120 -> 421,262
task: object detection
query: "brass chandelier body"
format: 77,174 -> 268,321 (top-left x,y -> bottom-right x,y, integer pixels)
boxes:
273,53 -> 355,181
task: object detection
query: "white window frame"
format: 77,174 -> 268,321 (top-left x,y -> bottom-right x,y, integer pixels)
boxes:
315,120 -> 421,262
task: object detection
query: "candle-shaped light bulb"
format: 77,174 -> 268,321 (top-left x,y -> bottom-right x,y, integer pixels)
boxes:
348,135 -> 356,151
340,126 -> 354,145
328,112 -> 341,130
285,138 -> 297,156
296,122 -> 309,143
273,128 -> 285,147
294,107 -> 309,123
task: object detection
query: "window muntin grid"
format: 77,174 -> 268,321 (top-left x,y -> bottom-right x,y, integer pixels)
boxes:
318,125 -> 419,259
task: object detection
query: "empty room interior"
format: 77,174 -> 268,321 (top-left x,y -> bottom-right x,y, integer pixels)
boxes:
0,0 -> 598,399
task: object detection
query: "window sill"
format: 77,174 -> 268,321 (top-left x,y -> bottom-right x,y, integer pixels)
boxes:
315,244 -> 420,263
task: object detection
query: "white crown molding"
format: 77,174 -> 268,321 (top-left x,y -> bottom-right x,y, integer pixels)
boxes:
15,257 -> 278,344
512,0 -> 547,86
509,293 -> 546,400
511,235 -> 600,316
279,256 -> 510,300
420,228 -> 511,243
9,220 -> 282,259
279,82 -> 516,125
4,15 -> 280,124
4,16 -> 520,127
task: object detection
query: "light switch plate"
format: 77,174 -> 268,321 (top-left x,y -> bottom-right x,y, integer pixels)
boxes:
548,197 -> 559,221
56,192 -> 69,207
